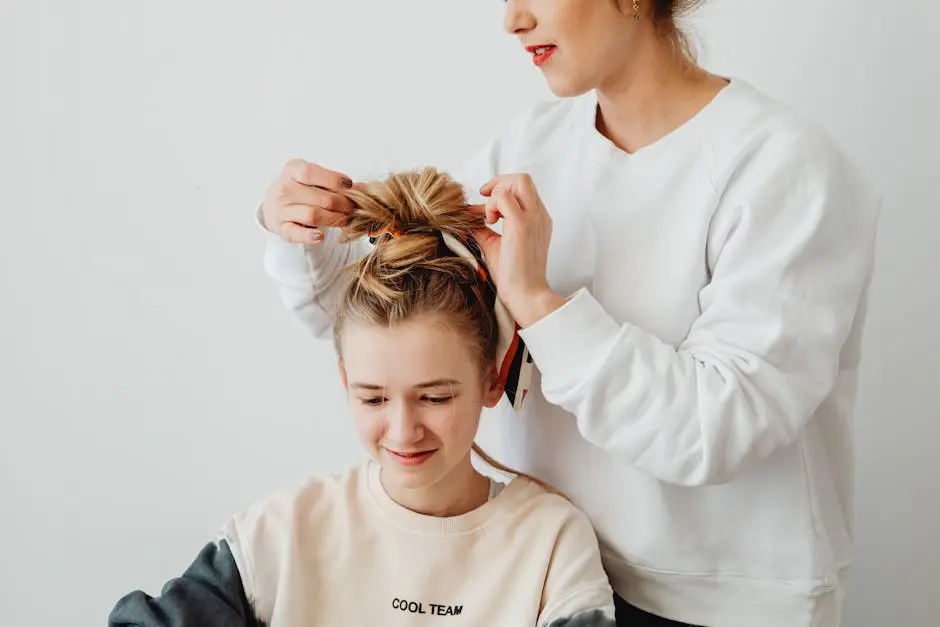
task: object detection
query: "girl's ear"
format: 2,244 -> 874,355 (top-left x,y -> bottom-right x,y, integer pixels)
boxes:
482,365 -> 504,408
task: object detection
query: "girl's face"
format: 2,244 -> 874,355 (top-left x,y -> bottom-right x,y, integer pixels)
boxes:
339,315 -> 502,494
503,0 -> 636,97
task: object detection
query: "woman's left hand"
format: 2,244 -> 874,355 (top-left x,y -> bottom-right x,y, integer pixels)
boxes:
471,174 -> 568,328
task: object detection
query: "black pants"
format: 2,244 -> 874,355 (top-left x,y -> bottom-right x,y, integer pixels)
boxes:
614,594 -> 702,627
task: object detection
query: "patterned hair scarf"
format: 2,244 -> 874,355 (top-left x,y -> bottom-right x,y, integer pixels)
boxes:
368,229 -> 534,412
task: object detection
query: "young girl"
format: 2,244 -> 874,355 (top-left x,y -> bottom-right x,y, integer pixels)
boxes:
108,168 -> 616,627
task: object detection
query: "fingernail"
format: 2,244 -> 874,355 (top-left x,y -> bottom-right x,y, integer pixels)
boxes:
340,177 -> 353,188
311,231 -> 323,242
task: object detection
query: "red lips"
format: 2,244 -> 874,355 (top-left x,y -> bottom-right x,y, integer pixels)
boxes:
525,44 -> 557,67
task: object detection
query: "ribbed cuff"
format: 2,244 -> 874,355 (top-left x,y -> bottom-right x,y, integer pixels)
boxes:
518,288 -> 621,388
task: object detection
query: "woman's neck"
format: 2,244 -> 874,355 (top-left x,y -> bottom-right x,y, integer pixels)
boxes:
594,33 -> 728,154
380,457 -> 491,517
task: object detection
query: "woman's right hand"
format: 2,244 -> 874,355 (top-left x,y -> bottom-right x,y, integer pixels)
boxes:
260,159 -> 356,244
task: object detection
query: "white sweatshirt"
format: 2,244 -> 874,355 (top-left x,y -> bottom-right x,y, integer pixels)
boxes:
259,78 -> 880,627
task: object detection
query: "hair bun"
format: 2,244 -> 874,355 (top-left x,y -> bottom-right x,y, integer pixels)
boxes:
338,167 -> 486,304
341,167 -> 480,241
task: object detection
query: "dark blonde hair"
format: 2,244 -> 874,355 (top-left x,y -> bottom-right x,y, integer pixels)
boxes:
639,0 -> 705,61
332,167 -> 496,372
332,167 -> 562,496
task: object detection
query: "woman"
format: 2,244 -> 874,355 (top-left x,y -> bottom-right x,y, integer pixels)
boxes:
109,169 -> 616,627
257,2 -> 880,626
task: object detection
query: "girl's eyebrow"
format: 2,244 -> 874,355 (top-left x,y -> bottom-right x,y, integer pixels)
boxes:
349,379 -> 462,390
414,379 -> 462,389
350,383 -> 383,390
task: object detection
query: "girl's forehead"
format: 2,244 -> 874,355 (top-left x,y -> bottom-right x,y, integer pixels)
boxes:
341,320 -> 479,386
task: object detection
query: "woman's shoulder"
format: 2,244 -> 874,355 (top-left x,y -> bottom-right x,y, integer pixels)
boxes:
707,78 -> 879,210
711,78 -> 856,169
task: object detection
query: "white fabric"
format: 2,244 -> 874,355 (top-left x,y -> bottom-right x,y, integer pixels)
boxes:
258,78 -> 881,627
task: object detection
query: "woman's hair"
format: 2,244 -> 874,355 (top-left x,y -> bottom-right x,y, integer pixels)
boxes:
645,0 -> 706,62
332,167 -> 563,497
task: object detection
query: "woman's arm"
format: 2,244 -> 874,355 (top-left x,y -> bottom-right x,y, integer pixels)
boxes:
483,130 -> 881,487
108,538 -> 261,627
256,160 -> 370,340
260,212 -> 370,340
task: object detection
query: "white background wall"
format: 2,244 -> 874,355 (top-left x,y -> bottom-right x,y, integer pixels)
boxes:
2,1 -> 937,625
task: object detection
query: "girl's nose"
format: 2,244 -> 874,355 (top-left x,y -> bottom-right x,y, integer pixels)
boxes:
384,400 -> 424,446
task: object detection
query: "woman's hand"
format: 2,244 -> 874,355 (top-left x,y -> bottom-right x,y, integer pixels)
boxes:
472,174 -> 567,328
260,159 -> 356,244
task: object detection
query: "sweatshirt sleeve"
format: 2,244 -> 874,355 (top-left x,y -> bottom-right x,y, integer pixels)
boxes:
538,508 -> 616,627
518,127 -> 881,487
258,204 -> 370,341
108,537 -> 263,627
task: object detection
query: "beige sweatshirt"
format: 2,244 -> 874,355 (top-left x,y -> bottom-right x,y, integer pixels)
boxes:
220,460 -> 616,626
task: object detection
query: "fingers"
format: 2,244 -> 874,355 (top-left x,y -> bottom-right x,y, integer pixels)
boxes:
483,196 -> 500,224
479,174 -> 542,221
282,203 -> 348,228
285,159 -> 354,190
286,183 -> 354,214
510,175 -> 540,211
272,178 -> 353,230
262,159 -> 358,245
487,187 -> 525,224
473,227 -> 501,253
468,202 -> 501,225
480,173 -> 535,200
281,223 -> 324,244
479,176 -> 507,197
472,227 -> 501,257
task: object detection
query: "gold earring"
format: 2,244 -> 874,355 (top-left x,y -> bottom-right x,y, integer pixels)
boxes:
632,0 -> 640,20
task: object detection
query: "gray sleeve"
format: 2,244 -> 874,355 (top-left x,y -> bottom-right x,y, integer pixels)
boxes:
108,539 -> 263,627
543,607 -> 617,626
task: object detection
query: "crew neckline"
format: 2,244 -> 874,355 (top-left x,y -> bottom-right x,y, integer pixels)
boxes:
364,459 -> 527,536
581,76 -> 742,163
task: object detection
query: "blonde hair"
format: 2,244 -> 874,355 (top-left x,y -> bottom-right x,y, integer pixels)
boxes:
332,167 -> 564,498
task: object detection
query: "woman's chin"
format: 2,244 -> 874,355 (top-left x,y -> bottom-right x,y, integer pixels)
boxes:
543,73 -> 593,99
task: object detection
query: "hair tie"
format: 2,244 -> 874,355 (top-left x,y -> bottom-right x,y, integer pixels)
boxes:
367,225 -> 403,245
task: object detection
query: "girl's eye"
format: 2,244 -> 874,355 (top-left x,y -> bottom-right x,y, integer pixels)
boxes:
359,397 -> 386,406
424,396 -> 454,405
